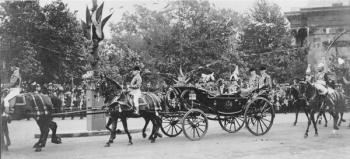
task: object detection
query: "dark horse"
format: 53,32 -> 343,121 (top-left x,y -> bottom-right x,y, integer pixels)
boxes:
0,91 -> 62,152
97,76 -> 162,147
285,85 -> 329,127
299,81 -> 347,138
1,90 -> 11,151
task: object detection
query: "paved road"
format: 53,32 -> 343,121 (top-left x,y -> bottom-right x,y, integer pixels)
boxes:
2,113 -> 350,159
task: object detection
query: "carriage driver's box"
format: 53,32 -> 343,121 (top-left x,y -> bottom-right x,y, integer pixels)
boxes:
86,89 -> 106,131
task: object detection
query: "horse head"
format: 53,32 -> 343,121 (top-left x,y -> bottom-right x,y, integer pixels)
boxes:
299,81 -> 321,105
285,86 -> 299,101
97,75 -> 122,105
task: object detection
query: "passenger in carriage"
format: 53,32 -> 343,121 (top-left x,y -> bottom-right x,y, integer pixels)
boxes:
259,66 -> 272,90
228,76 -> 240,94
240,68 -> 260,94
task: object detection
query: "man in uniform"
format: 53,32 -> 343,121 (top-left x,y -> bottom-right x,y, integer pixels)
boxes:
313,63 -> 328,95
3,66 -> 21,115
129,66 -> 142,114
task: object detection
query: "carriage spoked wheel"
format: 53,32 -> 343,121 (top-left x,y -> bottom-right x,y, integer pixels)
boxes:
218,114 -> 245,133
244,97 -> 275,136
161,115 -> 183,137
182,109 -> 208,141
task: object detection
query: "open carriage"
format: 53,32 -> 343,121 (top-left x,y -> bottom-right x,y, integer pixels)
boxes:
160,86 -> 275,141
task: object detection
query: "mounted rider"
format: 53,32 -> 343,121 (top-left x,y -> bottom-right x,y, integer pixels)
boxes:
313,62 -> 328,95
3,66 -> 22,116
129,66 -> 142,114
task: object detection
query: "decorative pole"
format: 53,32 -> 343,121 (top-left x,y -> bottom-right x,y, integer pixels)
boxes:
82,0 -> 112,131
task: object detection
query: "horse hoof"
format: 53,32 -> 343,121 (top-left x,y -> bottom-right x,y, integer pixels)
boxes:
33,143 -> 39,148
314,134 -> 318,137
142,133 -> 147,138
35,148 -> 42,152
324,124 -> 328,127
293,123 -> 296,126
104,143 -> 110,147
341,119 -> 346,122
157,133 -> 163,138
334,126 -> 339,130
151,139 -> 156,143
128,141 -> 133,145
304,134 -> 308,138
52,138 -> 62,144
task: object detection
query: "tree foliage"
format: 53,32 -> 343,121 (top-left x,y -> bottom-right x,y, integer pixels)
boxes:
109,0 -> 246,82
0,0 -> 87,83
238,0 -> 307,82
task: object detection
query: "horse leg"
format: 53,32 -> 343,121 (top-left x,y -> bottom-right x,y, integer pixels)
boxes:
38,121 -> 50,151
121,116 -> 132,145
142,117 -> 150,138
34,119 -> 49,152
105,117 -> 118,147
155,117 -> 163,138
3,117 -> 11,147
1,119 -> 8,151
294,104 -> 299,126
330,111 -> 339,130
322,112 -> 328,127
33,119 -> 43,149
310,111 -> 318,137
318,112 -> 322,125
148,118 -> 156,142
338,112 -> 345,126
304,110 -> 311,138
48,120 -> 61,144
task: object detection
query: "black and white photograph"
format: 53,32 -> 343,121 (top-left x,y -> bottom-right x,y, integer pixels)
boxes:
1,0 -> 350,158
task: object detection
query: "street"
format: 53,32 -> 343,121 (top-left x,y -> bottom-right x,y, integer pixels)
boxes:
1,113 -> 350,159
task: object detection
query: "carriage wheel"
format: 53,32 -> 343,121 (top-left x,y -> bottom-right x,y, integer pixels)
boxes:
218,114 -> 245,133
244,97 -> 275,136
182,109 -> 208,141
161,115 -> 183,137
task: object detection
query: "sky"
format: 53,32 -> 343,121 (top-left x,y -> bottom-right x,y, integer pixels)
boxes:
40,0 -> 350,38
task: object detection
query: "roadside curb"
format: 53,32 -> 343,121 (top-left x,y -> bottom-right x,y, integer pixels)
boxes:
34,128 -> 148,138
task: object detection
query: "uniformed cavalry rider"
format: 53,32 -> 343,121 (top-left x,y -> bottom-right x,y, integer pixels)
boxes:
313,63 -> 328,95
3,66 -> 22,116
129,66 -> 142,114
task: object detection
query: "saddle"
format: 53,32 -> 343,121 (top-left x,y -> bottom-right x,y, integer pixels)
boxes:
9,93 -> 52,115
9,94 -> 27,106
116,94 -> 149,111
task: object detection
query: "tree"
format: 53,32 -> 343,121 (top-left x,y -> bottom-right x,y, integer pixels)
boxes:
238,0 -> 308,82
0,0 -> 88,83
109,0 -> 246,82
239,0 -> 289,53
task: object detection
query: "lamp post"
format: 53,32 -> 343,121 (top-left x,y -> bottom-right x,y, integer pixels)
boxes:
82,0 -> 112,131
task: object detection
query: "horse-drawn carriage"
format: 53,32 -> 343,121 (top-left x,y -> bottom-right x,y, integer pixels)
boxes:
160,86 -> 275,140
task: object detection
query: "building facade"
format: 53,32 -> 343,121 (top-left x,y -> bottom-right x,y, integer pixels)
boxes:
285,4 -> 350,70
